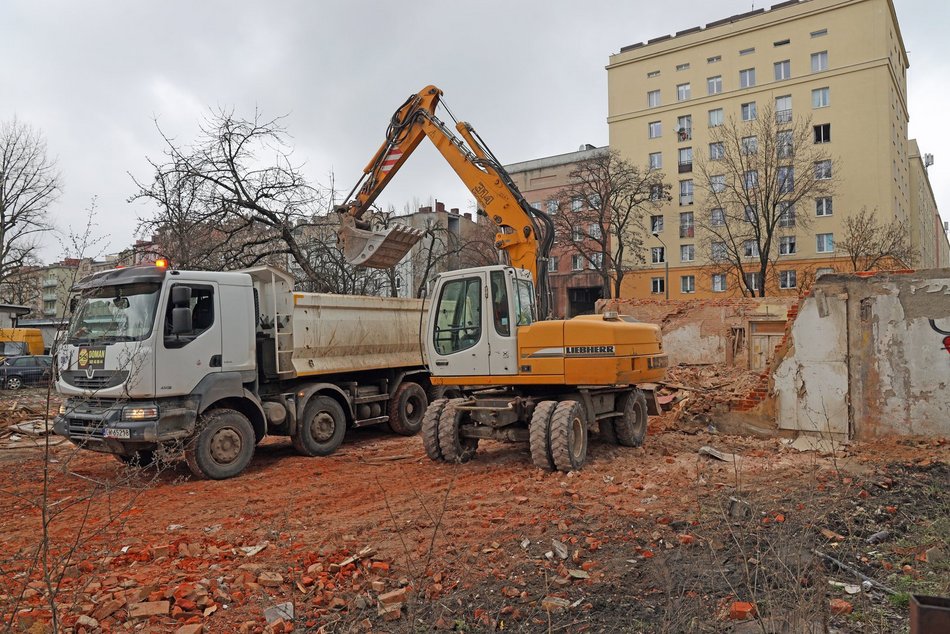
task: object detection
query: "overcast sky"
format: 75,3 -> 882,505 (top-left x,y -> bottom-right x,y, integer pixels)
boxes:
3,0 -> 947,264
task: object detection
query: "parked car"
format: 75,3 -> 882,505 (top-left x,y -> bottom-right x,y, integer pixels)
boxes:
0,355 -> 53,390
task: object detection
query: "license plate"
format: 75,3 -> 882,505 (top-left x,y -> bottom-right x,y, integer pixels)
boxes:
103,428 -> 131,439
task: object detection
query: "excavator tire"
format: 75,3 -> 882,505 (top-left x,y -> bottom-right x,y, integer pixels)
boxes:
614,389 -> 648,447
529,401 -> 558,470
422,398 -> 448,461
549,400 -> 588,472
388,381 -> 428,435
437,398 -> 478,463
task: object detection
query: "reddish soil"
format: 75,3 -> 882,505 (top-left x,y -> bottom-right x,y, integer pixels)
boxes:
0,391 -> 946,633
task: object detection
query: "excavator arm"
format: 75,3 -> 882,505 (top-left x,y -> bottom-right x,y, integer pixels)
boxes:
337,85 -> 553,313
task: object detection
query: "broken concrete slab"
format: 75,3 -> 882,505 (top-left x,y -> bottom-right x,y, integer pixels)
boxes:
263,602 -> 293,624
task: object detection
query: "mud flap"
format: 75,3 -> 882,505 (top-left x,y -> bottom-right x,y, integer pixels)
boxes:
339,216 -> 424,268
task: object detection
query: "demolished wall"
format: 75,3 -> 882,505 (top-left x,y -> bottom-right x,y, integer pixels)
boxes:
774,269 -> 950,439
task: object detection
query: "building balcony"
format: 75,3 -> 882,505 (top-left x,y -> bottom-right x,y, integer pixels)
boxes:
775,109 -> 792,123
676,129 -> 692,142
679,194 -> 694,206
42,293 -> 57,302
42,279 -> 58,288
678,161 -> 692,173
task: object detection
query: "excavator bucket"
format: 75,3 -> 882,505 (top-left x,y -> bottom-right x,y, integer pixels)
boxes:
339,219 -> 425,268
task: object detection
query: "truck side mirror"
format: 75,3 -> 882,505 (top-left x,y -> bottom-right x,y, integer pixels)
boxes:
172,285 -> 192,307
172,307 -> 192,334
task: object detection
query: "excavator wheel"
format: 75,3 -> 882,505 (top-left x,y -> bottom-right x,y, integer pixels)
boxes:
421,398 -> 448,461
549,400 -> 589,472
437,399 -> 478,463
614,389 -> 648,447
529,401 -> 558,471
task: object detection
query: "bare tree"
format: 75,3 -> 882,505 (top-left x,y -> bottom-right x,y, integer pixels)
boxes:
553,150 -> 670,298
0,256 -> 42,311
695,106 -> 835,296
838,206 -> 916,271
0,118 -> 60,287
132,109 -> 324,278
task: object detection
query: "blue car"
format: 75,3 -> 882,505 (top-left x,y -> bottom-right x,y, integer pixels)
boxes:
0,355 -> 53,390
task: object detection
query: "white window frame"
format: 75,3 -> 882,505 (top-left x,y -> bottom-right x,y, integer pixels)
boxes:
741,101 -> 757,121
740,68 -> 756,88
708,108 -> 724,127
588,223 -> 602,240
744,240 -> 760,257
712,273 -> 727,292
651,246 -> 666,264
679,179 -> 694,206
548,256 -> 558,272
744,272 -> 762,291
649,121 -> 662,138
710,174 -> 726,193
816,233 -> 834,253
812,87 -> 830,108
811,51 -> 828,73
710,208 -> 725,226
571,254 -> 584,271
712,241 -> 728,261
744,170 -> 758,190
571,197 -> 583,213
709,142 -> 724,160
778,166 -> 794,193
650,215 -> 664,233
589,252 -> 604,269
779,270 -> 797,289
707,75 -> 722,95
648,89 -> 661,108
774,60 -> 791,81
816,197 -> 833,216
649,152 -> 662,170
680,244 -> 695,262
651,278 -> 665,294
546,199 -> 559,215
815,160 -> 832,180
677,83 -> 691,101
779,235 -> 796,255
681,275 -> 696,294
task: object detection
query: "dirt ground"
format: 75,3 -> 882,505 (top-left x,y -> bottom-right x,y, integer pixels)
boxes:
0,388 -> 947,633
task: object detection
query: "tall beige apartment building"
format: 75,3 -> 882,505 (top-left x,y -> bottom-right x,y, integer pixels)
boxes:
606,0 -> 948,298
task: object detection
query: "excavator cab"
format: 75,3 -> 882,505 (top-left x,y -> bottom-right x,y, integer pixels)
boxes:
337,212 -> 424,269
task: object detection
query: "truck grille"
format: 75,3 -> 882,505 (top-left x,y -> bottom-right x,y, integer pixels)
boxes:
68,420 -> 106,439
60,370 -> 129,390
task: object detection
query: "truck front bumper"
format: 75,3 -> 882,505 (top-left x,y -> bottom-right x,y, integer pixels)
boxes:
53,397 -> 198,455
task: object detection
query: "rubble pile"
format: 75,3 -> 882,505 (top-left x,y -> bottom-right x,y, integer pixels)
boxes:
0,390 -> 61,448
657,364 -> 762,428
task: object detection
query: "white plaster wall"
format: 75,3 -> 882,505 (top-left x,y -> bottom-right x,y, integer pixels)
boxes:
661,322 -> 726,365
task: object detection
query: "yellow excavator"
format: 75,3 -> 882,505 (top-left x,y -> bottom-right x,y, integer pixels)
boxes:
337,85 -> 667,471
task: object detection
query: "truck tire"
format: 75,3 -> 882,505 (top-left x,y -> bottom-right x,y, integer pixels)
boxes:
185,409 -> 255,480
422,398 -> 448,461
292,396 -> 347,457
615,389 -> 648,447
437,398 -> 478,463
115,450 -> 155,468
549,400 -> 588,472
388,381 -> 428,435
529,401 -> 557,470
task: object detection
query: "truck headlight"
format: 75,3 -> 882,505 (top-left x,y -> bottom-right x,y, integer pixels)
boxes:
58,402 -> 67,415
122,406 -> 159,421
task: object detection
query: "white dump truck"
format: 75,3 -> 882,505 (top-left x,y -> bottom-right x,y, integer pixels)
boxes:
53,264 -> 432,479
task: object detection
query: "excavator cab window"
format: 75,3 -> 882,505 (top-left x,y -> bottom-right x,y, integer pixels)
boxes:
433,277 -> 482,355
490,271 -> 510,336
513,279 -> 537,327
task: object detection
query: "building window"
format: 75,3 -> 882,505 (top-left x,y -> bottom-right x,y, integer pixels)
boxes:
775,95 -> 792,122
745,205 -> 758,224
712,273 -> 727,292
649,121 -> 662,138
677,83 -> 691,101
676,62 -> 690,71
571,254 -> 584,271
681,244 -> 695,262
740,68 -> 756,88
811,29 -> 828,38
812,87 -> 830,108
647,70 -> 661,78
681,275 -> 696,293
651,277 -> 665,294
709,142 -> 725,160
814,123 -> 831,143
816,232 -> 834,253
710,174 -> 726,193
741,135 -> 758,155
777,130 -> 794,158
680,212 -> 694,238
650,215 -> 664,233
779,235 -> 797,255
679,180 -> 694,206
572,227 -> 584,242
648,89 -> 661,108
811,51 -> 828,72
678,147 -> 693,172
741,101 -> 757,121
710,208 -> 725,226
778,202 -> 796,227
816,197 -> 833,216
589,252 -> 604,269
774,39 -> 790,47
707,75 -> 723,95
712,241 -> 728,261
651,246 -> 666,264
744,170 -> 758,190
815,159 -> 832,180
676,115 -> 692,141
548,256 -> 558,272
708,108 -> 724,127
708,55 -> 722,64
571,197 -> 583,213
774,60 -> 791,81
650,184 -> 665,201
778,166 -> 794,193
546,199 -> 559,215
588,223 -> 602,240
745,272 -> 762,291
739,47 -> 755,56
743,240 -> 760,257
648,152 -> 663,170
779,270 -> 797,289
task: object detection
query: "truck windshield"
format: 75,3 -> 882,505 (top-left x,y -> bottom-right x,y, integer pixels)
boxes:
67,283 -> 162,344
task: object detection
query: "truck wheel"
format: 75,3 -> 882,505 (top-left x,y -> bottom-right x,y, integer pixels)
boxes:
529,401 -> 557,470
388,382 -> 428,435
549,400 -> 588,472
615,389 -> 648,447
115,450 -> 155,468
292,396 -> 347,457
422,398 -> 448,461
5,376 -> 22,390
437,398 -> 478,463
185,409 -> 255,480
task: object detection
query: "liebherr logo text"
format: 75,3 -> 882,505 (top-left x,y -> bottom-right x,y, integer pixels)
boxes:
566,345 -> 615,355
